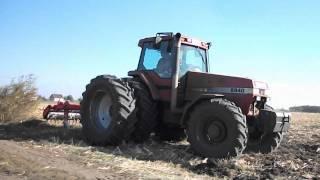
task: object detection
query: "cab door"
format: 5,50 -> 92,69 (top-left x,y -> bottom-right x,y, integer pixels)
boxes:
136,40 -> 173,102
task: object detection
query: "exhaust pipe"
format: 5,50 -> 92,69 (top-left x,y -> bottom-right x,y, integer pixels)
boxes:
170,33 -> 181,112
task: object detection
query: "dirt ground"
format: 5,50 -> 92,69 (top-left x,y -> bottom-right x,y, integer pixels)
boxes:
0,112 -> 319,179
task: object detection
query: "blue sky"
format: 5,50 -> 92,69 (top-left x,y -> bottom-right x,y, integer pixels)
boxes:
0,0 -> 319,108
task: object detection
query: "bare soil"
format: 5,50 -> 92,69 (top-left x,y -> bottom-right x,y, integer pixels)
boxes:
0,112 -> 319,179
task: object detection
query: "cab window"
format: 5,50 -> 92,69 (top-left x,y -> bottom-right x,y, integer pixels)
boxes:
179,45 -> 207,77
138,41 -> 173,78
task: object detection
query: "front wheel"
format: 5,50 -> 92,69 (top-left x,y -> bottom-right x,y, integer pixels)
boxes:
246,132 -> 283,153
187,99 -> 247,158
245,105 -> 283,153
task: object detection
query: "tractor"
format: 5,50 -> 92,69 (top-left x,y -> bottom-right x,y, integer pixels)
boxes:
80,32 -> 290,158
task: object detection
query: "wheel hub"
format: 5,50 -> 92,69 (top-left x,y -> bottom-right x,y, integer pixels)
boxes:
206,121 -> 226,142
91,92 -> 113,130
97,94 -> 112,128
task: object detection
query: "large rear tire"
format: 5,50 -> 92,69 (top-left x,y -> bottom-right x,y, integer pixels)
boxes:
246,105 -> 283,153
130,80 -> 159,142
80,75 -> 136,145
187,99 -> 247,158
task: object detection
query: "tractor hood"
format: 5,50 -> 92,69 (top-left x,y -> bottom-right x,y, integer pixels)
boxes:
185,71 -> 268,96
184,71 -> 268,114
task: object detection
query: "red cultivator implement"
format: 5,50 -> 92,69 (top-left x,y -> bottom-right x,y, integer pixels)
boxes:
43,101 -> 81,128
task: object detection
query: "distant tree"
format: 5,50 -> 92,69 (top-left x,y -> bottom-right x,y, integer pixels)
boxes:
77,97 -> 82,102
65,95 -> 74,101
277,108 -> 290,112
38,95 -> 47,101
0,75 -> 39,123
289,106 -> 320,113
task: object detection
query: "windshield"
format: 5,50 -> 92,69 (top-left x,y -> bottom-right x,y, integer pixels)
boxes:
179,44 -> 207,77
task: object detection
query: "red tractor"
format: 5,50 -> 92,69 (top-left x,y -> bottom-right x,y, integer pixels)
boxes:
80,32 -> 290,158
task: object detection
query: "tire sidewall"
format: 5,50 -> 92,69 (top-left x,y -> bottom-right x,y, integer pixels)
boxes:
81,79 -> 121,142
187,100 -> 246,157
246,105 -> 283,153
247,132 -> 283,153
130,80 -> 159,142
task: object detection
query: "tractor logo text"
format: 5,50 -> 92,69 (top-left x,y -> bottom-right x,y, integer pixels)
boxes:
231,88 -> 245,93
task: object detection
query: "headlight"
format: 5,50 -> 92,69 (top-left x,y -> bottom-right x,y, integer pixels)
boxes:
253,88 -> 268,96
253,88 -> 260,95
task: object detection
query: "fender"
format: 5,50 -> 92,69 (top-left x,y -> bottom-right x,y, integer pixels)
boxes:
180,94 -> 224,125
128,70 -> 161,100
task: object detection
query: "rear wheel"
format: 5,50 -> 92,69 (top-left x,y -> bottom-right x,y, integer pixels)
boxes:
80,75 -> 136,145
246,105 -> 283,153
130,80 -> 159,142
187,99 -> 247,158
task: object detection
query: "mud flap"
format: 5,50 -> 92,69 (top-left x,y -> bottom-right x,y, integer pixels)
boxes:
257,109 -> 290,133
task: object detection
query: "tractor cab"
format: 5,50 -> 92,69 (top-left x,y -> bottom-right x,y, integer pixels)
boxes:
136,32 -> 210,79
129,33 -> 212,108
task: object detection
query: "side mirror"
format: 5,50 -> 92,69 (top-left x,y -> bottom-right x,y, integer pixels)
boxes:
207,42 -> 212,49
175,33 -> 181,39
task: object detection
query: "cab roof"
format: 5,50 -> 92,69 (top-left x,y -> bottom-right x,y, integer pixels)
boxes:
138,33 -> 210,50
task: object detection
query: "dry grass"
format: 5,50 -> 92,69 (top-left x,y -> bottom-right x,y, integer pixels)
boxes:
0,75 -> 39,123
44,112 -> 320,179
0,112 -> 319,179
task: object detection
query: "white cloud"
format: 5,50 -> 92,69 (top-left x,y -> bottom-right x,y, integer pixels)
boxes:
267,82 -> 320,109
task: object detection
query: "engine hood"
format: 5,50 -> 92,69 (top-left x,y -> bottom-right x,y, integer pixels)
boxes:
185,71 -> 268,97
184,71 -> 268,114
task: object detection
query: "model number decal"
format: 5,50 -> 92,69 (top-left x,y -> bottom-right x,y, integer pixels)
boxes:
193,87 -> 255,94
231,88 -> 245,93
